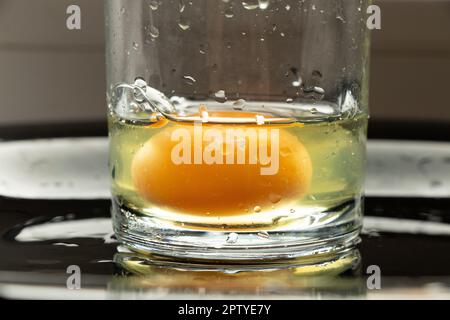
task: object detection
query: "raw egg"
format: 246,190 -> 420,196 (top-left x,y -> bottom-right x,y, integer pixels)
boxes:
131,112 -> 312,216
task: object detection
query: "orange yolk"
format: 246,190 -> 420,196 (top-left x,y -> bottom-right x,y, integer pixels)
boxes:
131,112 -> 312,216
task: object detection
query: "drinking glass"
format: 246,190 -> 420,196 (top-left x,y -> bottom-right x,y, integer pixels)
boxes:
105,0 -> 370,262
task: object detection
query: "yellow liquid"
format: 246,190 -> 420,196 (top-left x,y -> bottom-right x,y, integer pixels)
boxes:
109,110 -> 367,229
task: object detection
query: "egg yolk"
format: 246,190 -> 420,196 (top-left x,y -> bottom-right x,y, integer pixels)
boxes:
131,112 -> 312,216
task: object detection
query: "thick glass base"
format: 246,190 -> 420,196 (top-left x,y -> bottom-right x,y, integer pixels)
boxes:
112,197 -> 363,263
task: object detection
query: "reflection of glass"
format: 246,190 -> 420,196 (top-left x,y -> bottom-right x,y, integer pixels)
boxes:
106,0 -> 370,261
109,248 -> 365,299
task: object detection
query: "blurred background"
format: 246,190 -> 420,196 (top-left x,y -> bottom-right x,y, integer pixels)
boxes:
0,0 -> 449,126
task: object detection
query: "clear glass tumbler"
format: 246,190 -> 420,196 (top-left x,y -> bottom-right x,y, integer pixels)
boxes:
105,0 -> 370,262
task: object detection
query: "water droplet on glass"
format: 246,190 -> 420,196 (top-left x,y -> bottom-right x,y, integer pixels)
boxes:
242,1 -> 259,10
336,14 -> 346,23
199,43 -> 208,54
290,67 -> 299,77
183,75 -> 196,85
310,107 -> 318,114
303,86 -> 325,100
120,6 -> 125,14
288,67 -> 303,88
290,209 -> 296,213
313,86 -> 325,95
269,193 -> 282,204
285,4 -> 291,10
178,17 -> 191,30
312,70 -> 323,79
254,206 -> 262,213
233,99 -> 246,110
286,98 -> 293,103
257,231 -> 270,239
226,232 -> 239,244
132,42 -> 139,50
292,80 -> 302,87
179,0 -> 185,13
214,90 -> 227,103
149,0 -> 160,11
224,8 -> 234,18
148,25 -> 160,38
258,0 -> 269,10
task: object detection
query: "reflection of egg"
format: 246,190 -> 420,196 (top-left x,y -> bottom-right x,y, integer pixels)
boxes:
132,113 -> 312,216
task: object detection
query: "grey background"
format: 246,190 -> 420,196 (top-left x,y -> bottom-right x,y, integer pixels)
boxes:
0,0 -> 449,125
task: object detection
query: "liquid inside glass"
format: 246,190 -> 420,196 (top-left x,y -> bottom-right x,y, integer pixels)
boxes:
109,97 -> 367,233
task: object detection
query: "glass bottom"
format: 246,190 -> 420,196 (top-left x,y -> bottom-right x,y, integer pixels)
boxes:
112,197 -> 363,263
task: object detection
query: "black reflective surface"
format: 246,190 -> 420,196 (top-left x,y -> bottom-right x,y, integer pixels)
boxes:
0,196 -> 449,299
